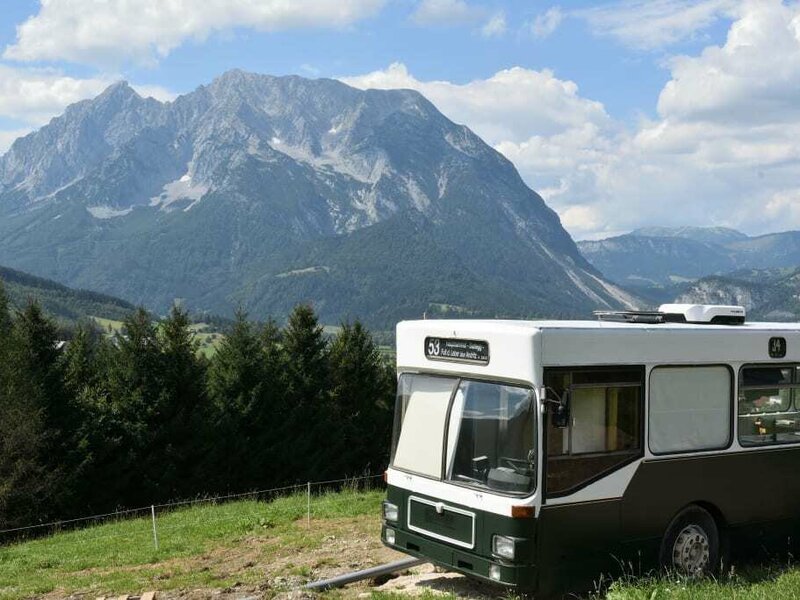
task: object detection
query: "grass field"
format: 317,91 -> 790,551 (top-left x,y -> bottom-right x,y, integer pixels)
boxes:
0,489 -> 395,599
3,488 -> 800,599
602,567 -> 800,600
91,317 -> 224,358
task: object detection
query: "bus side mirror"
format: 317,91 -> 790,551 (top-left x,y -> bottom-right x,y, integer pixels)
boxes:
552,403 -> 570,429
550,390 -> 570,429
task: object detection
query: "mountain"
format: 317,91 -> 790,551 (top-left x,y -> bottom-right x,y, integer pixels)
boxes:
0,70 -> 635,327
577,234 -> 736,287
676,268 -> 800,321
724,231 -> 800,269
0,264 -> 135,323
578,227 -> 800,290
630,226 -> 748,246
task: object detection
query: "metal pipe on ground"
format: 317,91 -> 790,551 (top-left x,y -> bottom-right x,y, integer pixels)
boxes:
304,557 -> 427,591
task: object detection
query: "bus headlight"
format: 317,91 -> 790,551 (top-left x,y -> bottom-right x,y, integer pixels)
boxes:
382,501 -> 399,523
385,528 -> 396,545
492,535 -> 516,560
488,564 -> 502,581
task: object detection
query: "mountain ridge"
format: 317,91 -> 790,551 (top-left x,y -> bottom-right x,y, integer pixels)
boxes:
579,227 -> 800,288
0,70 -> 634,327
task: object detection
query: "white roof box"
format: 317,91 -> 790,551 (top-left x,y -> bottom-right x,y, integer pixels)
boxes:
658,304 -> 746,325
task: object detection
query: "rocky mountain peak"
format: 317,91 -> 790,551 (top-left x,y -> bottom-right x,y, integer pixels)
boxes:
0,71 -> 636,324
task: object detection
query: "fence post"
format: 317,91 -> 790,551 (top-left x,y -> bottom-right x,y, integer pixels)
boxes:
307,481 -> 311,529
151,505 -> 159,550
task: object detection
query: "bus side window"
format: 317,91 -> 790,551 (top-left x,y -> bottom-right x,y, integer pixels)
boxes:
544,368 -> 643,497
649,365 -> 732,454
738,365 -> 800,446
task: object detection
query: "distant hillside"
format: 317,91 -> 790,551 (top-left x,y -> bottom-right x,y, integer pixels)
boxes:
0,265 -> 135,322
630,226 -> 748,245
676,267 -> 800,321
577,234 -> 735,288
579,227 -> 800,289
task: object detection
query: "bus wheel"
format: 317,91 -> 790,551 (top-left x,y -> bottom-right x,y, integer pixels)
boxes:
659,505 -> 720,577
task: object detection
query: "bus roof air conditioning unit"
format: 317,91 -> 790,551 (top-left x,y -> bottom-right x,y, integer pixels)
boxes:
594,304 -> 746,325
658,304 -> 746,325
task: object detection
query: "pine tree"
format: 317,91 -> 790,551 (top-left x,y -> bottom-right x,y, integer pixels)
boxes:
206,309 -> 269,491
0,281 -> 11,339
282,304 -> 331,479
328,321 -> 394,474
100,307 -> 164,505
283,304 -> 328,408
61,323 -> 101,398
58,322 -> 109,512
0,300 -> 69,526
157,304 -> 207,496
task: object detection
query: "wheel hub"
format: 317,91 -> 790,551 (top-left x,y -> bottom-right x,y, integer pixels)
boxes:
672,524 -> 710,575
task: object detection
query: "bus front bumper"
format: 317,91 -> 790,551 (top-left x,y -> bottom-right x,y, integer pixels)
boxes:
381,524 -> 536,589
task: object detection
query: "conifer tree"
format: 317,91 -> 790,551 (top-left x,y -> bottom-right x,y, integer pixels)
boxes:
283,304 -> 327,408
100,307 -> 164,504
282,304 -> 331,479
157,304 -> 207,496
206,309 -> 269,490
328,321 -> 394,474
61,323 -> 101,398
0,301 -> 69,525
58,322 -> 110,512
0,281 -> 11,339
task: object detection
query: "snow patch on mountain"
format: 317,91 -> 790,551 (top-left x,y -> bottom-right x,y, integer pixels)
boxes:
149,172 -> 208,212
87,206 -> 133,219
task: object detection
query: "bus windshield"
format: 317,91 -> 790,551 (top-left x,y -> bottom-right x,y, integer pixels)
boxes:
391,374 -> 536,495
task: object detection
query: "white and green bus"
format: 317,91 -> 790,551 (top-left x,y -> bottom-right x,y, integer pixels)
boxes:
381,304 -> 800,595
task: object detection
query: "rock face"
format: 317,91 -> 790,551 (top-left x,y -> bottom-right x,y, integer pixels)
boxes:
0,70 -> 636,326
675,269 -> 800,321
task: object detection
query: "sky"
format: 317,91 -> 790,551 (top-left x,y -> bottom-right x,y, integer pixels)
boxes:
0,0 -> 798,240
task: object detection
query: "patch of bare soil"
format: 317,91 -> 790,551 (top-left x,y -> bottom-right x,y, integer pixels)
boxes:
373,563 -> 505,599
45,515 -> 501,600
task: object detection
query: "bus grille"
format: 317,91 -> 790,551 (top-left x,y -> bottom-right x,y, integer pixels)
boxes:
407,496 -> 475,549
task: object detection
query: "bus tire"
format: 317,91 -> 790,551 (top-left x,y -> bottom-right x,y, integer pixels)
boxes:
659,505 -> 720,577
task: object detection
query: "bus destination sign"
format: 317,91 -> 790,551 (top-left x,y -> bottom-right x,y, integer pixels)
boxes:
425,337 -> 490,365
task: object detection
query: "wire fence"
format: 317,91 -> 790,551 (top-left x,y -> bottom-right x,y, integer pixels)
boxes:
0,473 -> 384,548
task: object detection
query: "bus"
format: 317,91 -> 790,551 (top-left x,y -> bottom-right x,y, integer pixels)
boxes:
380,304 -> 800,595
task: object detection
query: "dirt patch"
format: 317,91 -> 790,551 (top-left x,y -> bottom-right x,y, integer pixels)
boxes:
41,515 -> 501,600
374,563 -> 505,599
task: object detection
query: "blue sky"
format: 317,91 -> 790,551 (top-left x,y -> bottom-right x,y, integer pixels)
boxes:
1,1 -> 798,239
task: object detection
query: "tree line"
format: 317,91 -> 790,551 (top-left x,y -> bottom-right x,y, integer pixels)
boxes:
0,282 -> 395,531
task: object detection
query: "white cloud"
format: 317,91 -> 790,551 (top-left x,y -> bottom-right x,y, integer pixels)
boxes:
341,62 -> 610,144
133,84 -> 178,103
410,0 -> 483,26
576,0 -> 738,50
0,65 -> 176,155
0,66 -> 109,125
481,12 -> 507,38
657,0 -> 800,124
4,0 -> 386,66
0,128 -> 32,154
343,2 -> 800,239
0,65 -> 175,126
531,7 -> 563,39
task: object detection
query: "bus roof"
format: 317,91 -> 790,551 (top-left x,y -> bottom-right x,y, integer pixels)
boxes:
400,318 -> 800,333
396,318 -> 800,383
